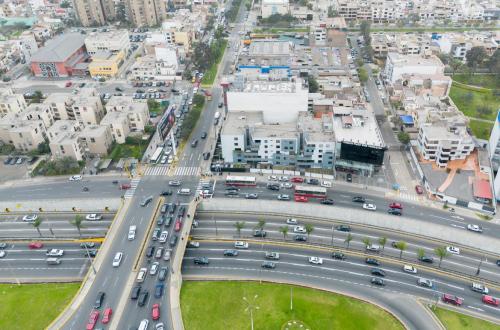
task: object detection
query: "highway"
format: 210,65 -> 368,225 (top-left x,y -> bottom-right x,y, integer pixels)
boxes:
183,240 -> 500,327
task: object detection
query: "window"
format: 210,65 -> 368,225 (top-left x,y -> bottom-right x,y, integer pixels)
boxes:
90,138 -> 96,143
234,137 -> 238,140
234,143 -> 238,146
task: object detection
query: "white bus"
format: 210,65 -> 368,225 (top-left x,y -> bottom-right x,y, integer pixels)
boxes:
225,175 -> 256,186
150,147 -> 163,163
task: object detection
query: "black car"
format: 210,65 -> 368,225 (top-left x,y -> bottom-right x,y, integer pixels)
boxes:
115,87 -> 124,92
137,291 -> 149,307
365,258 -> 380,266
332,252 -> 346,260
157,216 -> 165,226
497,259 -> 500,267
146,246 -> 155,258
346,173 -> 352,182
253,229 -> 267,237
84,250 -> 98,258
164,216 -> 173,227
201,132 -> 207,139
226,186 -> 239,191
93,291 -> 105,309
371,278 -> 385,286
158,267 -> 169,281
391,241 -> 398,248
130,286 -> 141,300
223,249 -> 239,257
321,199 -> 334,205
335,225 -> 351,232
371,268 -> 386,277
419,255 -> 434,263
267,183 -> 280,191
306,178 -> 319,185
352,196 -> 365,203
388,208 -> 402,216
155,283 -> 164,298
178,205 -> 186,217
225,190 -> 239,196
294,234 -> 307,242
203,152 -> 211,160
160,190 -> 172,196
261,261 -> 276,269
169,235 -> 178,247
3,157 -> 12,165
191,139 -> 198,148
194,257 -> 209,265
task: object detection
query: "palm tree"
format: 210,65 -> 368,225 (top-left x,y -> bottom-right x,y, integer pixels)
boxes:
31,217 -> 43,237
256,219 -> 266,231
70,214 -> 84,238
378,237 -> 387,253
305,224 -> 314,239
234,221 -> 245,237
362,237 -> 371,249
434,246 -> 449,268
344,233 -> 353,249
417,248 -> 426,261
279,226 -> 288,241
395,241 -> 407,259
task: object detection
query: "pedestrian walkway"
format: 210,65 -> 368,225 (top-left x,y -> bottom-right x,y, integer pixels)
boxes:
175,166 -> 200,176
143,165 -> 169,176
123,178 -> 141,199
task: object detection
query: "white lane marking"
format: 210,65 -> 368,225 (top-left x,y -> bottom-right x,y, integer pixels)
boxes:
467,306 -> 484,312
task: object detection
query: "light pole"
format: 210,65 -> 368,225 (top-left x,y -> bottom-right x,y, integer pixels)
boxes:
330,225 -> 335,248
243,295 -> 259,330
290,286 -> 293,311
476,255 -> 486,275
83,244 -> 97,275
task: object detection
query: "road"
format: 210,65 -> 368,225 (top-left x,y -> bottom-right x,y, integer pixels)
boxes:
183,240 -> 500,327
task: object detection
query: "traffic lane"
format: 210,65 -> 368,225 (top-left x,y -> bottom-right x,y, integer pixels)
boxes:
0,213 -> 115,222
0,221 -> 111,239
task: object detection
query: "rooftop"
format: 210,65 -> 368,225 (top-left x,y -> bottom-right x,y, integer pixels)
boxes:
249,40 -> 292,57
387,52 -> 444,68
31,33 -> 85,62
222,111 -> 264,136
332,111 -> 385,148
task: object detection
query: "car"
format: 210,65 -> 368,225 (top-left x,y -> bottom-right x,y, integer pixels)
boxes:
138,291 -> 149,307
281,182 -> 293,189
69,175 -> 83,181
366,244 -> 380,252
169,235 -> 178,247
85,213 -> 102,221
265,252 -> 280,260
203,152 -> 211,160
187,241 -> 200,248
120,183 -> 131,190
446,246 -> 460,255
158,267 -> 169,281
419,255 -> 434,263
388,208 -> 402,215
84,250 -> 97,258
389,202 -> 403,209
335,225 -> 351,232
152,303 -> 160,320
86,310 -> 99,330
3,156 -> 12,165
278,176 -> 289,182
403,265 -> 417,274
130,286 -> 141,300
352,196 -> 366,203
157,216 -> 165,226
160,190 -> 173,197
309,257 -> 323,265
306,178 -> 319,185
65,81 -> 72,87
370,268 -> 386,277
128,225 -> 137,240
261,261 -> 276,269
159,231 -> 169,243
155,247 -> 164,259
253,229 -> 267,237
365,258 -> 380,266
332,252 -> 346,260
15,157 -> 24,165
371,278 -> 385,286
320,181 -> 332,188
363,203 -> 377,211
140,196 -> 153,207
442,294 -> 463,306
293,226 -> 306,233
155,283 -> 164,298
321,198 -> 334,205
152,227 -> 161,241
245,193 -> 259,199
268,175 -> 278,181
146,246 -> 155,258
277,194 -> 290,201
0,251 -> 6,258
191,139 -> 198,148
267,183 -> 280,191
163,251 -> 171,261
194,257 -> 209,265
22,214 -> 38,222
466,224 -> 483,233
160,155 -> 168,164
174,219 -> 182,232
346,173 -> 352,182
286,218 -> 298,225
415,185 -> 424,194
46,249 -> 64,256
102,307 -> 112,324
482,295 -> 500,306
471,282 -> 489,294
94,291 -> 105,309
112,252 -> 123,267
201,132 -> 207,139
149,262 -> 160,275
8,157 -> 16,165
168,180 -> 182,186
0,243 -> 7,249
222,249 -> 239,257
80,242 -> 95,249
225,190 -> 239,197
417,278 -> 433,288
218,102 -> 223,108
29,241 -> 43,249
156,322 -> 165,330
294,234 -> 307,241
291,177 -> 304,183
235,241 -> 249,249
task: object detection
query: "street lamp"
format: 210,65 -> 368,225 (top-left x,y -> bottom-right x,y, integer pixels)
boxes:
476,255 -> 486,275
82,244 -> 97,275
243,295 -> 259,330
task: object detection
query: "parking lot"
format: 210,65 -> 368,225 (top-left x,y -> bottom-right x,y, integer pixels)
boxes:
0,155 -> 39,183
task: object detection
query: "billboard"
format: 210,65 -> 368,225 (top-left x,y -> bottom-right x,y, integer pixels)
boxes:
158,105 -> 175,140
340,142 -> 385,166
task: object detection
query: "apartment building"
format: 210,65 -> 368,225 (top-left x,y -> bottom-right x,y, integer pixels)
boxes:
47,120 -> 85,161
0,90 -> 26,117
44,93 -> 74,120
125,0 -> 167,27
79,125 -> 113,156
102,96 -> 150,143
71,93 -> 105,126
73,0 -> 116,26
85,30 -> 131,56
0,113 -> 47,152
384,52 -> 445,83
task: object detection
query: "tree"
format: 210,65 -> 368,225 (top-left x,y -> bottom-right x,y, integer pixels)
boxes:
466,46 -> 487,73
362,237 -> 371,249
234,221 -> 245,237
378,237 -> 387,252
395,241 -> 407,259
344,233 -> 353,249
327,6 -> 337,18
31,90 -> 44,103
359,21 -> 371,45
487,49 -> 500,74
449,58 -> 463,76
305,224 -> 314,239
308,76 -> 319,93
60,0 -> 70,8
397,132 -> 410,145
256,219 -> 266,230
358,67 -> 368,83
434,246 -> 448,268
115,2 -> 126,22
279,226 -> 288,240
417,248 -> 425,260
31,217 -> 43,237
71,214 -> 84,238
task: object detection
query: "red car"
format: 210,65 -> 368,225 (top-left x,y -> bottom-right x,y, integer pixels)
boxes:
442,294 -> 463,306
120,183 -> 131,190
389,202 -> 403,210
482,295 -> 500,306
29,242 -> 43,249
65,81 -> 72,87
102,307 -> 112,324
291,177 -> 304,183
174,219 -> 182,232
415,185 -> 424,194
152,303 -> 160,320
295,196 -> 308,203
86,310 -> 99,330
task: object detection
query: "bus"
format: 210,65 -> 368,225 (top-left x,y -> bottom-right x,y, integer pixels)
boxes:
294,185 -> 327,199
225,176 -> 256,186
150,147 -> 163,164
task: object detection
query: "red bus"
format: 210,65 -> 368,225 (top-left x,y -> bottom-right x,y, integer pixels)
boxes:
294,185 -> 327,199
225,175 -> 256,187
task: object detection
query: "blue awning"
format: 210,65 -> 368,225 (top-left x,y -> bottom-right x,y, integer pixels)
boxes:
400,115 -> 414,125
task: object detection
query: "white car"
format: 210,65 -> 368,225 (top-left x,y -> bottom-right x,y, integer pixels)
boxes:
366,244 -> 380,252
136,268 -> 147,282
268,175 -> 278,181
281,183 -> 293,189
46,249 -> 64,256
160,155 -> 168,164
293,226 -> 306,233
149,262 -> 159,275
22,214 -> 38,222
471,282 -> 489,294
69,175 -> 82,181
277,194 -> 290,201
403,265 -> 417,274
112,252 -> 123,267
159,231 -> 168,243
363,203 -> 377,211
167,155 -> 174,164
308,257 -> 323,265
188,241 -> 200,248
128,225 -> 137,240
467,224 -> 483,233
278,176 -> 289,182
234,241 -> 249,249
286,218 -> 298,225
85,214 -> 102,221
446,246 -> 460,255
321,181 -> 332,188
0,251 -> 5,258
163,250 -> 171,261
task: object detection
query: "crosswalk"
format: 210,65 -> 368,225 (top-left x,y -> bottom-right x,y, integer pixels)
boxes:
397,192 -> 420,202
143,165 -> 169,176
174,166 -> 200,176
123,178 -> 141,199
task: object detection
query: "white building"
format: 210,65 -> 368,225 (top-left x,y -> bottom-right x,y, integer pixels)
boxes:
384,52 -> 445,83
0,90 -> 26,117
102,96 -> 150,143
47,120 -> 85,161
85,30 -> 130,56
261,0 -> 289,18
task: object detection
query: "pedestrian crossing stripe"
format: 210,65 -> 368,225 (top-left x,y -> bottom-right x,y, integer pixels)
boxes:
124,178 -> 141,199
174,166 -> 200,176
143,165 -> 169,176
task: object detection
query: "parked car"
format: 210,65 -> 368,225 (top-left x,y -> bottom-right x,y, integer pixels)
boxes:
415,185 -> 424,194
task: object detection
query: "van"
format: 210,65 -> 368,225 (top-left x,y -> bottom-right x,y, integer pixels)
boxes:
178,188 -> 191,195
138,319 -> 149,330
46,258 -> 61,265
112,252 -> 123,267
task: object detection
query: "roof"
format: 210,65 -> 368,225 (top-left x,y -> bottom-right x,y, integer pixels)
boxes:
400,115 -> 414,125
473,179 -> 493,200
31,33 -> 85,62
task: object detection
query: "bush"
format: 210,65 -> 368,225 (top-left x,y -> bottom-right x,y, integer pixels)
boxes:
33,157 -> 83,176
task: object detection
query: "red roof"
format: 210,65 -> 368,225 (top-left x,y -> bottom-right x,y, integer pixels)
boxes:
473,179 -> 492,200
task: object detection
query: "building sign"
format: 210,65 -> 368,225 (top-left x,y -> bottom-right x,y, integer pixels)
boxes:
158,105 -> 175,140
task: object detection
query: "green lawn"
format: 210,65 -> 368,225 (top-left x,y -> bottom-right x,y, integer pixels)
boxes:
468,119 -> 494,140
201,40 -> 228,86
109,143 -> 146,161
449,83 -> 500,121
452,74 -> 500,90
181,281 -> 404,330
433,307 -> 500,330
0,283 -> 80,330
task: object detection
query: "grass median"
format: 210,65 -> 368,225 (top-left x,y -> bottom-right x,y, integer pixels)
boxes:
181,281 -> 404,330
0,283 -> 80,330
433,306 -> 500,330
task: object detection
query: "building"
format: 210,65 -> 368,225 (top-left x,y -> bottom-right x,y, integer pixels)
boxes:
79,125 -> 113,156
102,96 -> 150,143
125,0 -> 167,27
30,33 -> 88,78
0,90 -> 26,117
261,0 -> 290,18
488,111 -> 500,200
73,0 -> 116,26
0,113 -> 47,152
43,93 -> 74,120
383,52 -> 445,84
47,120 -> 85,161
85,30 -> 130,56
17,31 -> 38,62
88,50 -> 125,78
71,92 -> 105,126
